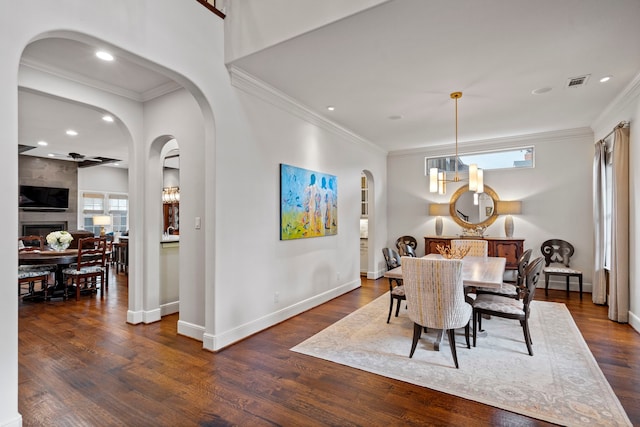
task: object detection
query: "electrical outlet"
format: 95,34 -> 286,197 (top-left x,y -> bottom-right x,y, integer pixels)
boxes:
337,272 -> 340,281
274,292 -> 279,303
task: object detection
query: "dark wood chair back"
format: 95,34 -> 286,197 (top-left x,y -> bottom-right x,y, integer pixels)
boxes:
516,248 -> 533,286
395,235 -> 417,252
67,230 -> 94,249
75,237 -> 107,271
541,239 -> 574,267
19,235 -> 45,250
382,248 -> 402,270
521,257 -> 545,309
398,242 -> 417,257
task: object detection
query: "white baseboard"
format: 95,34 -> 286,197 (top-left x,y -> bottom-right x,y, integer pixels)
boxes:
0,414 -> 22,427
367,267 -> 385,280
127,308 -> 162,324
178,320 -> 206,341
629,310 -> 640,334
160,301 -> 179,317
127,310 -> 144,324
202,279 -> 361,352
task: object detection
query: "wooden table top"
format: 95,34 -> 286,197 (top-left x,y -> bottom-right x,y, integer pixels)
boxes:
19,248 -> 79,265
383,254 -> 506,289
19,248 -> 110,265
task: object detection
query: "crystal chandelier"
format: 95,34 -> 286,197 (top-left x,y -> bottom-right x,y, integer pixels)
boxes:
429,92 -> 483,195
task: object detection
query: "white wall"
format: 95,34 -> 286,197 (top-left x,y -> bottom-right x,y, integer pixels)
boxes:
224,0 -> 390,63
388,128 -> 595,291
0,2 -> 389,424
79,166 -> 128,193
209,68 -> 388,347
142,88 -> 207,336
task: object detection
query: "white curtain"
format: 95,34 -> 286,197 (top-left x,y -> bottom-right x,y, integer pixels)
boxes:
592,140 -> 607,304
609,127 -> 629,322
593,126 -> 629,322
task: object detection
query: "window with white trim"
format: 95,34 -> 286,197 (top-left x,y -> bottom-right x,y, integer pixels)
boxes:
82,192 -> 128,235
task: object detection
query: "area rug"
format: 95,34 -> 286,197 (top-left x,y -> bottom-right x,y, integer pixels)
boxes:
291,293 -> 632,426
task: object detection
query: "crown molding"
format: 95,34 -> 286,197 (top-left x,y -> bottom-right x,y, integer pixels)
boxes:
228,65 -> 386,154
388,127 -> 594,158
20,58 -> 181,103
591,71 -> 640,135
140,80 -> 182,102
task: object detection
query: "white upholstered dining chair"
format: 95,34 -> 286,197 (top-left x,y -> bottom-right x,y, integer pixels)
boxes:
401,257 -> 472,369
451,239 -> 488,257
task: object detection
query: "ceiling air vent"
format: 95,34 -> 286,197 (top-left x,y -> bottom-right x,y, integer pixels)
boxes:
567,74 -> 590,88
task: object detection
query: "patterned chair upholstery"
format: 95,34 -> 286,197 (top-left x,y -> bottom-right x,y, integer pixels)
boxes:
382,248 -> 405,323
18,267 -> 53,298
476,249 -> 533,299
472,257 -> 544,356
18,236 -> 56,299
401,257 -> 472,368
541,239 -> 583,299
451,239 -> 488,257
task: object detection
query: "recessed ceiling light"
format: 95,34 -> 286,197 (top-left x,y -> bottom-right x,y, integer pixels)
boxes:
66,129 -> 78,136
96,50 -> 114,61
37,140 -> 48,146
327,106 -> 335,111
600,76 -> 612,83
102,115 -> 114,122
531,87 -> 552,95
112,163 -> 120,167
47,153 -> 55,157
388,115 -> 403,120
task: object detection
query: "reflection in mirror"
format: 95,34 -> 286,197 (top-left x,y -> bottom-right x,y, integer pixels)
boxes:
454,192 -> 494,224
449,185 -> 499,230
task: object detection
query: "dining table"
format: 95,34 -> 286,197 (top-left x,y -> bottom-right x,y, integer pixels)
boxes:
19,248 -> 110,299
383,254 -> 506,350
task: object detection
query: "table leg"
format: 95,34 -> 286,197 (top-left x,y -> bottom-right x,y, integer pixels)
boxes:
434,330 -> 443,351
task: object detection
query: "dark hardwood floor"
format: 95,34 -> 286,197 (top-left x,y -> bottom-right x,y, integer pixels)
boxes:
18,269 -> 640,426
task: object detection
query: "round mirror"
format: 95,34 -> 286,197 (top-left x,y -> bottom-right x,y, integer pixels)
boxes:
449,185 -> 500,229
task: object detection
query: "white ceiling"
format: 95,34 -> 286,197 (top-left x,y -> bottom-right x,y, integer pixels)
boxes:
17,0 -> 640,167
18,37 -> 179,168
232,0 -> 640,151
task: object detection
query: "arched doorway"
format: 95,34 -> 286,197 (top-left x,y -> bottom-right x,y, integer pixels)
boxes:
17,33 -> 212,335
361,170 -> 375,278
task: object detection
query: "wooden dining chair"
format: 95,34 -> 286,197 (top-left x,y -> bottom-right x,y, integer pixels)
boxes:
382,248 -> 405,323
397,241 -> 417,257
476,248 -> 532,299
395,235 -> 417,255
541,239 -> 583,299
18,236 -> 56,299
472,257 -> 544,356
451,239 -> 488,257
62,237 -> 108,301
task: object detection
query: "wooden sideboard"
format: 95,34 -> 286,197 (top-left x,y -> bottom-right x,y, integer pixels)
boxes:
424,236 -> 525,270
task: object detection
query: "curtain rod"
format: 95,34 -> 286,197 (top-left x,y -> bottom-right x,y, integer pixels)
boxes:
600,121 -> 629,142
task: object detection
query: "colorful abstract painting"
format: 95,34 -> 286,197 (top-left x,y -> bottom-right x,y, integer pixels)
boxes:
280,164 -> 338,240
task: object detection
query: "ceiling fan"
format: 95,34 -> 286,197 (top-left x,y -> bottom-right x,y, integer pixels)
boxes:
67,152 -> 120,168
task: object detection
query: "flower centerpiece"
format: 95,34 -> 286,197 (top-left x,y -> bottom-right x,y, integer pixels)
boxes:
46,230 -> 74,251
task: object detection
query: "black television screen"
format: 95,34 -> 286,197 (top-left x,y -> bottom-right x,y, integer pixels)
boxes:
19,185 -> 69,210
